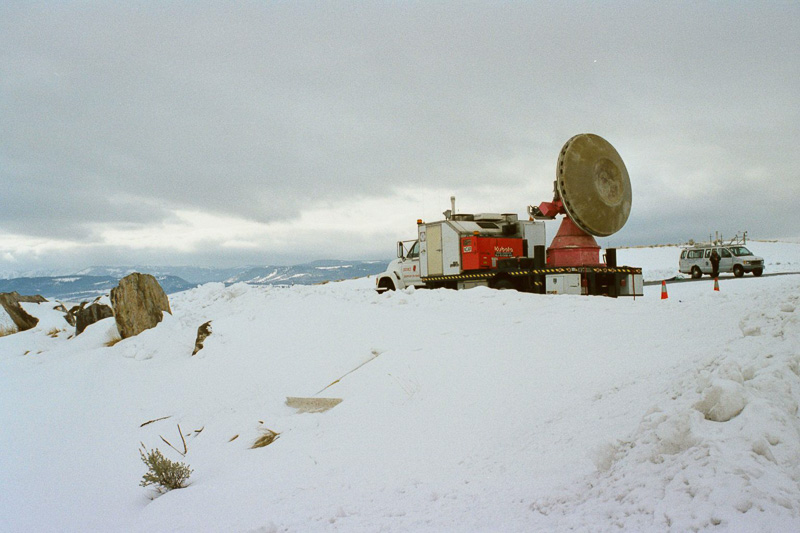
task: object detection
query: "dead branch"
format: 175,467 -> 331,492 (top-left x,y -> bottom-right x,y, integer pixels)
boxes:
178,424 -> 187,455
159,424 -> 188,457
140,416 -> 171,427
159,435 -> 182,456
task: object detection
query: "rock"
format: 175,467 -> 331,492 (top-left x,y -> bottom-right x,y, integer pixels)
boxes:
0,291 -> 47,332
192,321 -> 212,356
75,303 -> 114,335
65,304 -> 83,327
285,397 -> 343,414
110,273 -> 172,339
13,293 -> 46,304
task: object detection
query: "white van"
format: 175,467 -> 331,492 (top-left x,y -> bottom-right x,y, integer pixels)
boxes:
679,244 -> 764,278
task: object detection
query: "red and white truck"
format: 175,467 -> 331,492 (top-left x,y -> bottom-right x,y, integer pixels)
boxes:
375,134 -> 644,297
375,198 -> 642,297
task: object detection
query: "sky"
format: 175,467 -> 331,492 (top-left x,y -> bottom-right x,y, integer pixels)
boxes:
1,1 -> 798,274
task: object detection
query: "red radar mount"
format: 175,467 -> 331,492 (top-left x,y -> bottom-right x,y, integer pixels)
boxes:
549,209 -> 603,267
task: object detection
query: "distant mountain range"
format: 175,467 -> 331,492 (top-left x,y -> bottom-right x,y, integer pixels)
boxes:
0,260 -> 389,301
0,275 -> 196,302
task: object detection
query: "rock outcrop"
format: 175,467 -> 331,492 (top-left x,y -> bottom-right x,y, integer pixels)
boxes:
65,304 -> 81,327
110,273 -> 171,339
75,303 -> 114,335
0,292 -> 47,332
192,321 -> 212,355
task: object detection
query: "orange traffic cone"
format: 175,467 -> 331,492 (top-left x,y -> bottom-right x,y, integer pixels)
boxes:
661,280 -> 668,299
714,277 -> 720,291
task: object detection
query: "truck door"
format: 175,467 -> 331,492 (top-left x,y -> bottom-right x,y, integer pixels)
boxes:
401,241 -> 422,285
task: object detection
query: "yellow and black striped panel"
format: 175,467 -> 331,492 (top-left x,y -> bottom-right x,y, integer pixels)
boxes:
422,266 -> 641,283
424,272 -> 493,282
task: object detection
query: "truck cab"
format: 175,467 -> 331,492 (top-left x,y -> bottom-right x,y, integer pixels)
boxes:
375,239 -> 424,293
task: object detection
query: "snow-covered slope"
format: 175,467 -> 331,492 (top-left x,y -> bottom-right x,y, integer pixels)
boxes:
1,243 -> 799,532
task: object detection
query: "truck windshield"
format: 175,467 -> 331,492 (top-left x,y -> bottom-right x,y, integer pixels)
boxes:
407,241 -> 420,258
729,246 -> 752,257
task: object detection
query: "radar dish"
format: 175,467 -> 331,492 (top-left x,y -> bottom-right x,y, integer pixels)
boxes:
556,133 -> 631,237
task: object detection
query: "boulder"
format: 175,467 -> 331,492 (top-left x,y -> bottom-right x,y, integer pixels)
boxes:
0,292 -> 47,332
110,273 -> 172,339
75,303 -> 114,335
192,321 -> 212,356
65,303 -> 83,327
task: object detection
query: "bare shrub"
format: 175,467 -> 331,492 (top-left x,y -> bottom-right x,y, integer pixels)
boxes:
139,445 -> 193,493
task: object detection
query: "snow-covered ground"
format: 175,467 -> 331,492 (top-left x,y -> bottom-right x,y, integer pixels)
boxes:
1,242 -> 799,532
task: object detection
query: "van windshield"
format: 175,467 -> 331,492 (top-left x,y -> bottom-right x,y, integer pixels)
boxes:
729,246 -> 753,257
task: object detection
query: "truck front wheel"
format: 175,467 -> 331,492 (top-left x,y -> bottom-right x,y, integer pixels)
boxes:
376,278 -> 396,294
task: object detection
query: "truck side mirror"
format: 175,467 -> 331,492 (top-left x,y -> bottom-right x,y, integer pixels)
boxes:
397,241 -> 404,259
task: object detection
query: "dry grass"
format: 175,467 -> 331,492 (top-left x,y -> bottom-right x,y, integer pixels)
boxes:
46,327 -> 62,338
105,333 -> 123,347
251,428 -> 280,449
0,325 -> 18,337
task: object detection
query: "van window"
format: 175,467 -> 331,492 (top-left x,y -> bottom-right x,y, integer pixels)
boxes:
729,246 -> 753,257
680,250 -> 686,259
704,249 -> 712,258
688,249 -> 703,259
720,248 -> 731,258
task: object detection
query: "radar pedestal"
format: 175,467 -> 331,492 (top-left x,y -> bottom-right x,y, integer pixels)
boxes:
547,216 -> 603,267
536,134 -> 631,268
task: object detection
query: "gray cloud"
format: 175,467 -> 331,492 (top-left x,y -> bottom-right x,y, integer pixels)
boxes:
1,2 -> 798,272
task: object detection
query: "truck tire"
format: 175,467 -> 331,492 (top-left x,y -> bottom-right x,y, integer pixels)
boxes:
376,278 -> 396,293
493,278 -> 515,291
733,265 -> 744,278
753,268 -> 763,277
691,266 -> 702,279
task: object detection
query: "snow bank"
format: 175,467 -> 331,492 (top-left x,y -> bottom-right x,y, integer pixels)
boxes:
530,284 -> 800,531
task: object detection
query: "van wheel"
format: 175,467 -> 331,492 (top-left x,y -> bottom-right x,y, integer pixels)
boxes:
753,268 -> 763,277
733,265 -> 744,278
376,278 -> 396,293
691,266 -> 702,279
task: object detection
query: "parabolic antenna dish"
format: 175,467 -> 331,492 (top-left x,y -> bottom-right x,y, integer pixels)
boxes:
556,133 -> 631,237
